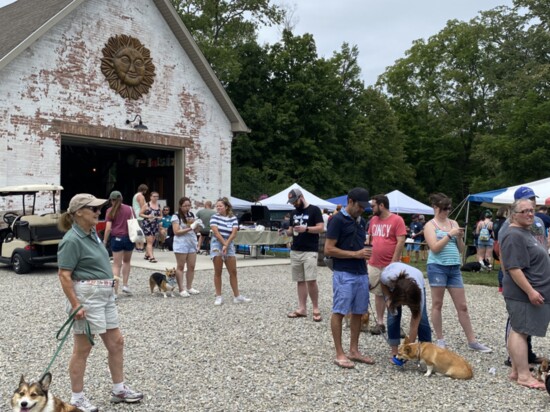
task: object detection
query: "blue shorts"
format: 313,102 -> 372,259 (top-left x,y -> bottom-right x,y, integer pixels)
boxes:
332,271 -> 370,315
110,235 -> 134,252
210,238 -> 236,258
427,263 -> 463,288
477,238 -> 494,248
406,239 -> 421,252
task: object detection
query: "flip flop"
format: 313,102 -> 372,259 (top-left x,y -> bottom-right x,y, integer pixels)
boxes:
313,312 -> 322,322
149,258 -> 158,263
333,359 -> 355,369
347,354 -> 375,365
287,311 -> 307,319
517,380 -> 545,390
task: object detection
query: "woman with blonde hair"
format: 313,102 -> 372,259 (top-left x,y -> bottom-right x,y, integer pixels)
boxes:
103,191 -> 135,296
210,197 -> 251,306
57,193 -> 143,411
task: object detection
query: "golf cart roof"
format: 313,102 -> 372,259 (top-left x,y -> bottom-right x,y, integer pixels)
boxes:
0,184 -> 63,196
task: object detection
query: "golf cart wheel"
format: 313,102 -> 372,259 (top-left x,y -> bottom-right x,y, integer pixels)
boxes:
12,253 -> 32,274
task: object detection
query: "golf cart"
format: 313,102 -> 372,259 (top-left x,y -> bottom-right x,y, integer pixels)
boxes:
0,184 -> 64,274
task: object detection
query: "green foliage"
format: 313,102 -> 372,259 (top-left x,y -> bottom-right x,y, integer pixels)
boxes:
172,0 -> 550,206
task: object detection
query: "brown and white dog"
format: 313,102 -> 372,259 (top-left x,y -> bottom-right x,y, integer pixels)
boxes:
11,373 -> 81,412
397,336 -> 474,380
149,267 -> 177,298
343,312 -> 370,332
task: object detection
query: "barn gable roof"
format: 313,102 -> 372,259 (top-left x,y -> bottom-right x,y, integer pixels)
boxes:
0,0 -> 249,132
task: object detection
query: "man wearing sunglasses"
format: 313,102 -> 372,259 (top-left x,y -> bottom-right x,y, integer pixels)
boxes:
499,186 -> 547,369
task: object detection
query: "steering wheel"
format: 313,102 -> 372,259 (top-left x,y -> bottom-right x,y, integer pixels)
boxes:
3,212 -> 18,226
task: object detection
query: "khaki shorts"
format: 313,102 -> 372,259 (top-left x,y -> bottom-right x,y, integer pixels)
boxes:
67,282 -> 119,335
367,264 -> 385,296
290,251 -> 318,282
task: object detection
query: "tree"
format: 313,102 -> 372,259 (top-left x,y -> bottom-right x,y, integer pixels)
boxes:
171,0 -> 284,84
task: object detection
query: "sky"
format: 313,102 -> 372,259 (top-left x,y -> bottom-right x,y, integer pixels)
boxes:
0,0 -> 515,85
257,0 -> 515,85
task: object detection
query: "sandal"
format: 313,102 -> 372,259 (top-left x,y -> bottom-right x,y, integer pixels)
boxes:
313,312 -> 322,322
149,258 -> 158,263
144,255 -> 151,260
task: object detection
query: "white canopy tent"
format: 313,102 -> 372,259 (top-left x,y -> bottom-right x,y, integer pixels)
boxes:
256,183 -> 337,211
229,196 -> 253,210
386,190 -> 434,215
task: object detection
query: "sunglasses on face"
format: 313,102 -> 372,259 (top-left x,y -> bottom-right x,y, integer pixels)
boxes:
515,208 -> 535,215
83,205 -> 102,213
441,206 -> 452,211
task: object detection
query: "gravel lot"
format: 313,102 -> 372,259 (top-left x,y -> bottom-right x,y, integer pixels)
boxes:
1,263 -> 550,411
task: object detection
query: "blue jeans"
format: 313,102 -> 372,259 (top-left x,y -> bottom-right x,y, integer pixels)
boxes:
387,291 -> 432,346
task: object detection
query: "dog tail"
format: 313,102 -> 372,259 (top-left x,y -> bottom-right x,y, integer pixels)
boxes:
149,276 -> 156,294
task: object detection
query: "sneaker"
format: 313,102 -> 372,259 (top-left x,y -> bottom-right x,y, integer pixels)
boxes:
233,295 -> 252,304
214,296 -> 223,306
180,290 -> 190,298
70,396 -> 98,412
390,355 -> 406,367
110,385 -> 144,404
436,339 -> 446,348
498,286 -> 503,293
187,288 -> 200,295
369,323 -> 386,335
122,286 -> 132,294
479,260 -> 487,268
468,341 -> 492,353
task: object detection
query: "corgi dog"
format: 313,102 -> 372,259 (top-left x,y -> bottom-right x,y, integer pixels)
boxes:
397,336 -> 474,380
343,312 -> 370,332
149,268 -> 177,298
536,357 -> 549,382
11,373 -> 80,412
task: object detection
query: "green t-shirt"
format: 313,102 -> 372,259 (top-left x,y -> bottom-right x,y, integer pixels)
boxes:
57,224 -> 113,280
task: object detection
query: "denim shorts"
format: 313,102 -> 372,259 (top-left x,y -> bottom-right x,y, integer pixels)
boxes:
110,235 -> 134,252
477,238 -> 494,248
210,238 -> 236,258
332,271 -> 370,315
427,263 -> 463,288
67,282 -> 118,335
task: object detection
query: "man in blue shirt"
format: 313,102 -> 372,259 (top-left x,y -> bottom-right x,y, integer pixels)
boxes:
325,187 -> 374,369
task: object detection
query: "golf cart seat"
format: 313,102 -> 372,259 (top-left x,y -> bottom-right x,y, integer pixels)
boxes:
13,214 -> 63,243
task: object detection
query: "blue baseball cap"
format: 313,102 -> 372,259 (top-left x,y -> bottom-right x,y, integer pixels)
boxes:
514,186 -> 538,200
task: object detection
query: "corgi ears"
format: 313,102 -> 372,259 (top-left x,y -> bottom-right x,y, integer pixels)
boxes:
19,374 -> 26,385
403,335 -> 410,344
39,372 -> 52,390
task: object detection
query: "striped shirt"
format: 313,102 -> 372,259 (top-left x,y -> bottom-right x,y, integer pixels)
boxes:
210,213 -> 238,240
427,223 -> 461,266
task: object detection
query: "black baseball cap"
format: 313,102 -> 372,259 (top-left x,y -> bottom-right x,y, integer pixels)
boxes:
348,187 -> 370,208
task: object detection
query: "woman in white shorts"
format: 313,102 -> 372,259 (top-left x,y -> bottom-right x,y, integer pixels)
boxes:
171,196 -> 201,297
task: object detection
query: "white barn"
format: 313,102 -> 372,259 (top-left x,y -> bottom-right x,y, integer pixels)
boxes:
0,0 -> 248,211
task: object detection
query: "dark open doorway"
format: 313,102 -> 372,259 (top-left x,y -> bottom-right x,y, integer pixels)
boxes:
61,138 -> 175,211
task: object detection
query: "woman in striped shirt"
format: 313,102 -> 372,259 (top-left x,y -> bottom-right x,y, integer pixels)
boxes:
210,197 -> 251,306
424,192 -> 491,352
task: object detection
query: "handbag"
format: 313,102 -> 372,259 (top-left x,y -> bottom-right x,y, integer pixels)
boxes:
127,208 -> 146,244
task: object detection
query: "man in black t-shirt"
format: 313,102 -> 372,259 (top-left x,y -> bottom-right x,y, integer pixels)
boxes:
284,188 -> 325,322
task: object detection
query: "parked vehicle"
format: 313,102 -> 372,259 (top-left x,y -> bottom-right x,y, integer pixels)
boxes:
0,185 -> 64,274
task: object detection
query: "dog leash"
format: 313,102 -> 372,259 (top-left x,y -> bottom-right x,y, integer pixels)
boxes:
41,305 -> 94,379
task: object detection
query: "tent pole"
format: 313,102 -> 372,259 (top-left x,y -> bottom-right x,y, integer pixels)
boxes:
463,196 -> 471,264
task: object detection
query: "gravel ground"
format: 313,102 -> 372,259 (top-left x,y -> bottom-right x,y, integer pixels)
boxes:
1,263 -> 550,411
